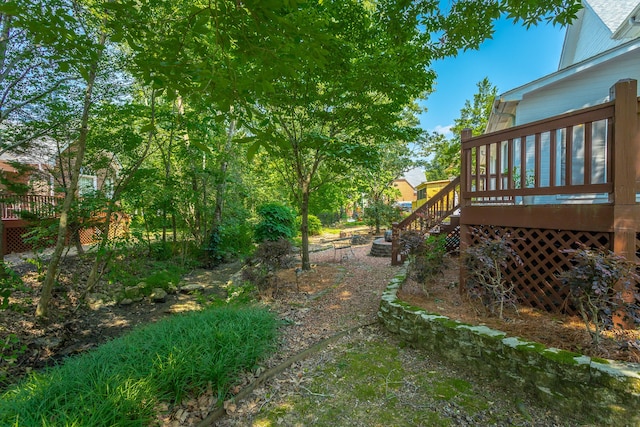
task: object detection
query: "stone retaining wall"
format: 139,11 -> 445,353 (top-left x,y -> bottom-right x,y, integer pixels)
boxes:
377,267 -> 640,426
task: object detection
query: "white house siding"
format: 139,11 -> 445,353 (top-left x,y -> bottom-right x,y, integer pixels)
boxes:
510,54 -> 640,205
514,52 -> 640,126
568,9 -> 628,66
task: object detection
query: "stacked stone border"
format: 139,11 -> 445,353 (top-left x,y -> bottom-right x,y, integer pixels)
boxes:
377,267 -> 640,426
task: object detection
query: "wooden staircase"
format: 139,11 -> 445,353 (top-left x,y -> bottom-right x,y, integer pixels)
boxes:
391,176 -> 461,265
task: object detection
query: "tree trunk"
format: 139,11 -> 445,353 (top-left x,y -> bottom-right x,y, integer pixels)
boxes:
213,111 -> 236,229
36,32 -> 106,319
0,219 -> 7,279
300,188 -> 311,270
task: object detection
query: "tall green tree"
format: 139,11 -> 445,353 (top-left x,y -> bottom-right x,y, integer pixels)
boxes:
424,77 -> 498,180
247,0 -> 430,270
34,0 -> 115,318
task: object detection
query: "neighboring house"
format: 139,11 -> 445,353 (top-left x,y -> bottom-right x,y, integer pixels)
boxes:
485,0 -> 640,204
0,138 -> 118,199
391,167 -> 424,211
0,138 -> 122,254
412,179 -> 450,211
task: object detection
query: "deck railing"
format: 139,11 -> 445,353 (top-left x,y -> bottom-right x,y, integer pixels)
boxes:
1,194 -> 62,220
455,80 -> 640,315
391,176 -> 460,265
462,102 -> 615,205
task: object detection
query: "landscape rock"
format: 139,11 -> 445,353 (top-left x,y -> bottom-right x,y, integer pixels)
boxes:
86,293 -> 108,310
124,284 -> 144,299
180,283 -> 205,294
151,288 -> 168,303
119,298 -> 134,306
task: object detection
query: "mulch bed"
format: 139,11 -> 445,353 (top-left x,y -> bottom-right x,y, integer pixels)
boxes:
397,255 -> 640,363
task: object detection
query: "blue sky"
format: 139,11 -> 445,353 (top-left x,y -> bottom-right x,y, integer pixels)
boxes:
419,18 -> 567,137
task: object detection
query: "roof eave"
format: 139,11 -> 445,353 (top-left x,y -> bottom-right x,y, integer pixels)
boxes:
498,38 -> 640,103
612,4 -> 640,39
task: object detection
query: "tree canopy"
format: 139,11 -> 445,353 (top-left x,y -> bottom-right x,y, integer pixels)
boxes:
0,0 -> 582,313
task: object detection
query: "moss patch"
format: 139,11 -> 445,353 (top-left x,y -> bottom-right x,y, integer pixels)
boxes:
253,333 -> 545,427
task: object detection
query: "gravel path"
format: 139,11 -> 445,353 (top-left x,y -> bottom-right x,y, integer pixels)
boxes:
185,244 -> 586,427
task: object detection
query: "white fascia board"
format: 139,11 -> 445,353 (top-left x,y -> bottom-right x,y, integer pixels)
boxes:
498,38 -> 640,103
612,4 -> 640,39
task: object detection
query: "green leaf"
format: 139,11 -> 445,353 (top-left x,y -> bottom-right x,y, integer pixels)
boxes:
246,141 -> 262,162
139,123 -> 155,133
0,2 -> 20,15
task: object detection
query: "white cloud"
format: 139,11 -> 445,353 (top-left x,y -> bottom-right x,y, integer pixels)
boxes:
431,125 -> 454,138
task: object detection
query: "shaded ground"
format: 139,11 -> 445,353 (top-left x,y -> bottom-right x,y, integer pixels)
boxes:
0,233 -> 605,425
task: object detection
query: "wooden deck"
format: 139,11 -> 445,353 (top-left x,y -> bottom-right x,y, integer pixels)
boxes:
394,79 -> 640,314
1,194 -> 128,255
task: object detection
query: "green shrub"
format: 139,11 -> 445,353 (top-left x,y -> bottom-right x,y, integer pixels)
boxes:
254,203 -> 296,242
0,306 -> 278,426
220,220 -> 254,256
400,231 -> 447,286
0,265 -> 26,311
296,214 -> 322,236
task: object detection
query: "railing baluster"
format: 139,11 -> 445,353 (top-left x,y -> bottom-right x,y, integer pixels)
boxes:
566,126 -> 573,186
584,121 -> 593,185
535,133 -> 541,188
550,130 -> 557,187
507,138 -> 514,189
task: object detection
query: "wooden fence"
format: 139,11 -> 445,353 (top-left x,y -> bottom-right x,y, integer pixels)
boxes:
1,194 -> 129,255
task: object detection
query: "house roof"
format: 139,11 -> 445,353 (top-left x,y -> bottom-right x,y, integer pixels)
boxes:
0,137 -> 62,166
399,167 -> 425,189
587,0 -> 640,36
588,0 -> 639,34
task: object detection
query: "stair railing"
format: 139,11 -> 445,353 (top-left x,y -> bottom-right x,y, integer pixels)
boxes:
391,176 -> 461,265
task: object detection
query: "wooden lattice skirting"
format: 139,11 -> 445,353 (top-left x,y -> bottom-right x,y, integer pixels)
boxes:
466,225 -> 612,315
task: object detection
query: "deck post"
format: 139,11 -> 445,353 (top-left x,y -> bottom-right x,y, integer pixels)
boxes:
459,128 -> 473,292
610,79 -> 639,260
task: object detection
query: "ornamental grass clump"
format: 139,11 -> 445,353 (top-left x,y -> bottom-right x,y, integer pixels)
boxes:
0,305 -> 278,426
558,247 -> 640,347
464,236 -> 522,320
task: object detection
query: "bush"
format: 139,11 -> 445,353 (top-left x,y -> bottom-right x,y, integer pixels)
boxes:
296,214 -> 322,236
558,247 -> 640,347
203,219 -> 254,267
220,220 -> 253,256
254,203 -> 296,242
0,265 -> 25,311
464,236 -> 522,319
243,239 -> 295,292
400,231 -> 447,286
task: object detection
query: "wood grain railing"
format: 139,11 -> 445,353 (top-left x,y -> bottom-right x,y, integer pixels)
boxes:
461,102 -> 615,205
1,194 -> 62,220
391,176 -> 460,265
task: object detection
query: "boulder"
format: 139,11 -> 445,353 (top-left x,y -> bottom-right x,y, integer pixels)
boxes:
151,288 -> 168,303
124,284 -> 145,299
